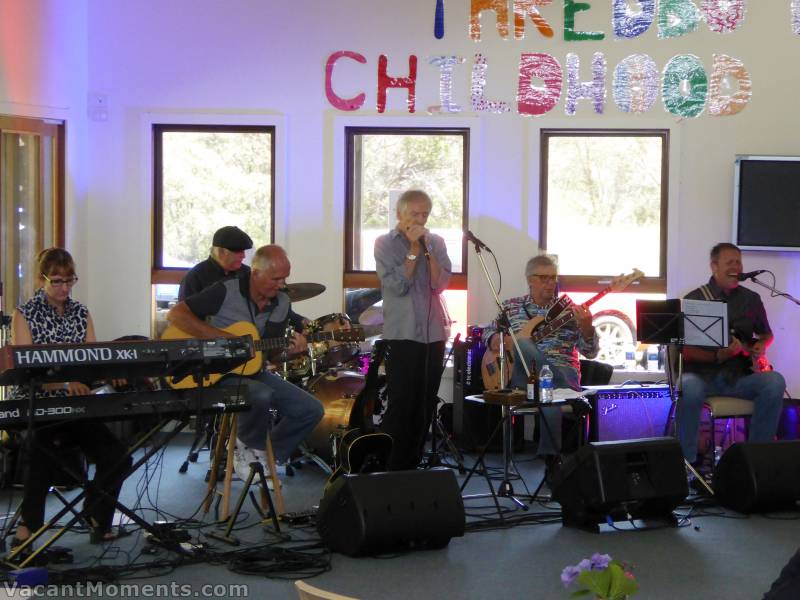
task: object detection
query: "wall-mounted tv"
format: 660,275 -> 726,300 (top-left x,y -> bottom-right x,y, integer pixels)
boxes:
733,155 -> 800,251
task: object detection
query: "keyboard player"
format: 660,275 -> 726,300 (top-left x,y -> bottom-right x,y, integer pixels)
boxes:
8,248 -> 131,548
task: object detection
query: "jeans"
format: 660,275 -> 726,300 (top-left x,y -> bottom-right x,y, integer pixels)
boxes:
510,338 -> 580,456
676,370 -> 785,461
220,371 -> 324,463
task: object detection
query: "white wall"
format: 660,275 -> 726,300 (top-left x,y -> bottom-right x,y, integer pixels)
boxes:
0,0 -> 89,303
83,1 -> 800,393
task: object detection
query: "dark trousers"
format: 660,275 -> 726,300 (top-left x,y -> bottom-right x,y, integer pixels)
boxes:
381,340 -> 446,471
21,422 -> 132,533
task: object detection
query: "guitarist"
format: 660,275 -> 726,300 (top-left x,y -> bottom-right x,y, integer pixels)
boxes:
167,245 -> 324,480
678,243 -> 785,465
483,255 -> 598,460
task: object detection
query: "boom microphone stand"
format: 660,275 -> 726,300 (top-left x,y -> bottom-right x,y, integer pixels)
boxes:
464,232 -> 531,509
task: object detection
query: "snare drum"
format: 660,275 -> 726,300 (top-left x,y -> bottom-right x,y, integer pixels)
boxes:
310,313 -> 360,370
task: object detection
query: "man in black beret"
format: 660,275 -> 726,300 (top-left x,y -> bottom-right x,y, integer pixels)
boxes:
179,226 -> 253,301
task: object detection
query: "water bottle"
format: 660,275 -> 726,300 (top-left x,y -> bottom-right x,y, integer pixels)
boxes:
624,343 -> 636,371
647,345 -> 659,371
539,364 -> 554,403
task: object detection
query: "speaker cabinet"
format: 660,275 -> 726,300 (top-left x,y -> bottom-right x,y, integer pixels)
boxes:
317,468 -> 465,556
714,441 -> 800,513
584,385 -> 673,442
552,437 -> 687,531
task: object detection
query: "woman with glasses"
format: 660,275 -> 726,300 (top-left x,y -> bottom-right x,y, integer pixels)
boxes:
9,248 -> 131,550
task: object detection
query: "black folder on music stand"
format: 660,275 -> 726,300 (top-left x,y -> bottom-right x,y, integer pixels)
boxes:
636,299 -> 683,345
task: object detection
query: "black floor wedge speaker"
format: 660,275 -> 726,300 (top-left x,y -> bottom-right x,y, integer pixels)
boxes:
714,441 -> 800,513
551,437 -> 687,531
317,468 -> 465,556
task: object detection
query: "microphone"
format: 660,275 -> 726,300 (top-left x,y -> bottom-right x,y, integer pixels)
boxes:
464,230 -> 491,252
422,234 -> 431,259
737,270 -> 767,281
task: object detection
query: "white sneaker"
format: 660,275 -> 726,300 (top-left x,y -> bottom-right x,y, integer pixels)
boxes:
233,440 -> 283,489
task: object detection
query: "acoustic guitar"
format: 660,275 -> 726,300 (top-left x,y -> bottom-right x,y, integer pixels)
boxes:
480,269 -> 644,390
161,321 -> 364,389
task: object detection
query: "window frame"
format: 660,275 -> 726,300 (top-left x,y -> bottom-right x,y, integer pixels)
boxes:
540,128 -> 669,294
0,116 -> 65,307
151,123 -> 276,284
343,126 -> 469,290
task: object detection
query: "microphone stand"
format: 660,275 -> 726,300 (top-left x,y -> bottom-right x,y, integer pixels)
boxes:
747,275 -> 800,306
467,238 -> 530,509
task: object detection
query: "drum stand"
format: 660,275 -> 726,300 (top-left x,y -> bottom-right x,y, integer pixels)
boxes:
424,399 -> 465,474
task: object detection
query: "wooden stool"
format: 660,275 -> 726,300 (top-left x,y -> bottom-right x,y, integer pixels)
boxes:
204,412 -> 285,522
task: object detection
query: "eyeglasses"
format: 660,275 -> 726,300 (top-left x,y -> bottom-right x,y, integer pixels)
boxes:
529,274 -> 558,283
42,274 -> 79,287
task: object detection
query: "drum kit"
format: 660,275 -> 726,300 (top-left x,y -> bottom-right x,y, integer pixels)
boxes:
277,283 -> 385,471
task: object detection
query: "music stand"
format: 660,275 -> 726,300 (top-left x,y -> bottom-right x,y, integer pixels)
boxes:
634,300 -> 717,495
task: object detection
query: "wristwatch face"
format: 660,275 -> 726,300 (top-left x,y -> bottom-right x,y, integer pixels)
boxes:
406,253 -> 417,261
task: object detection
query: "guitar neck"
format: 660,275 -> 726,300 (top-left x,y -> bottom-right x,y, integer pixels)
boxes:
254,337 -> 289,352
530,286 -> 612,343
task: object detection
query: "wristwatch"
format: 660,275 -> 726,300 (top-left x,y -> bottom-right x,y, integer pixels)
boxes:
406,253 -> 418,261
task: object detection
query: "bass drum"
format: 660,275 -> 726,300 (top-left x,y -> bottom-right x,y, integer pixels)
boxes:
311,313 -> 360,370
305,371 -> 367,463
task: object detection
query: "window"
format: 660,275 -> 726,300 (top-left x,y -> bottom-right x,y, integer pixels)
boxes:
541,130 -> 669,369
152,125 -> 275,280
151,125 -> 275,336
345,127 -> 468,282
0,116 -> 65,309
344,127 -> 469,341
541,129 -> 668,293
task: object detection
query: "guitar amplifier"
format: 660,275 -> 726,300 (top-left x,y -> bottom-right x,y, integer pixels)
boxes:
583,384 -> 673,442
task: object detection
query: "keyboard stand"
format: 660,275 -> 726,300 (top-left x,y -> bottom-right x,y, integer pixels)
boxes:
4,387 -> 246,568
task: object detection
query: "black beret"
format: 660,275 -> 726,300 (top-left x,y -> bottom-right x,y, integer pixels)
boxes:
212,226 -> 253,251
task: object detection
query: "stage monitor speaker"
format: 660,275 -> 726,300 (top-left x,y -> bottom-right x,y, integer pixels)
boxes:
584,385 -> 673,442
714,441 -> 800,513
317,468 -> 465,556
551,437 -> 687,531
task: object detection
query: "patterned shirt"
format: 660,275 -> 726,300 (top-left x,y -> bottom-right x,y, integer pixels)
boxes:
482,293 -> 599,374
12,289 -> 89,400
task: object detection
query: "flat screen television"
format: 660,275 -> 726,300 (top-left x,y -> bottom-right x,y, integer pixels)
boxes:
733,155 -> 800,251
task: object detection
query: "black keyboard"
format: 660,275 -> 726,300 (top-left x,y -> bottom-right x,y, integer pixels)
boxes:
0,387 -> 249,429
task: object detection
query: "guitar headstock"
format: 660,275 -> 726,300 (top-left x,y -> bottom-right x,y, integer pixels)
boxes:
609,268 -> 644,292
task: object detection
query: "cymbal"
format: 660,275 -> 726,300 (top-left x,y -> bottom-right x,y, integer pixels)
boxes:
358,305 -> 384,326
284,283 -> 325,302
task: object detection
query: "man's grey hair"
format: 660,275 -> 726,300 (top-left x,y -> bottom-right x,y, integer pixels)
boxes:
251,244 -> 287,270
524,254 -> 558,278
396,189 -> 432,216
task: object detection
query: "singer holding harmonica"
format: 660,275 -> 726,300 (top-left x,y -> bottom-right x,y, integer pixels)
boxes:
374,190 -> 452,470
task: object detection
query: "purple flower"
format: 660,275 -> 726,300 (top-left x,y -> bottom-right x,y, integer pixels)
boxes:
590,553 -> 612,570
577,559 -> 592,571
560,565 -> 582,587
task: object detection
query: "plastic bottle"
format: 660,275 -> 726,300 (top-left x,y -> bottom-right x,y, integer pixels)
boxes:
624,343 -> 636,371
647,345 -> 659,371
539,364 -> 554,403
526,359 -> 539,402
